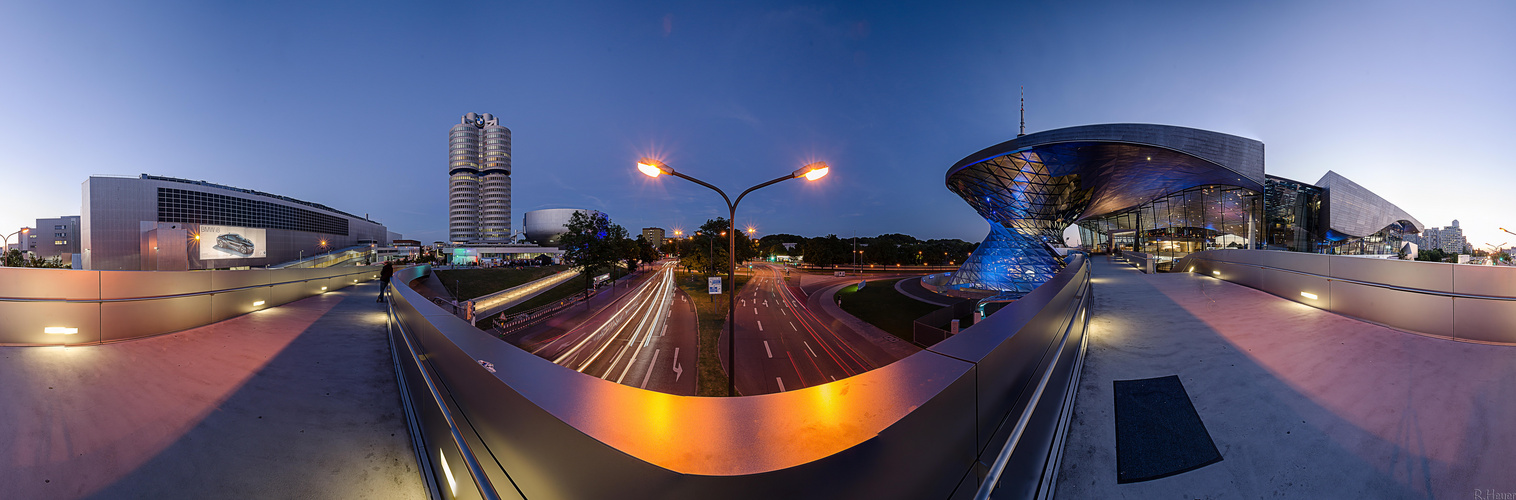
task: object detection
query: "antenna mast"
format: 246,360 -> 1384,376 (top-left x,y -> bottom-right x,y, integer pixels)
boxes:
1018,86 -> 1026,137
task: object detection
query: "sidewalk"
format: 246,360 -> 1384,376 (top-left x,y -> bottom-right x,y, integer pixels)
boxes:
1055,258 -> 1516,498
0,281 -> 423,499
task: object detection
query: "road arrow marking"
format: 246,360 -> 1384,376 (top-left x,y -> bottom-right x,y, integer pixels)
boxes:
672,347 -> 683,381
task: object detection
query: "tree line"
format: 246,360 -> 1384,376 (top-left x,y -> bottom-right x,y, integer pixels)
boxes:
657,223 -> 978,270
559,211 -> 659,290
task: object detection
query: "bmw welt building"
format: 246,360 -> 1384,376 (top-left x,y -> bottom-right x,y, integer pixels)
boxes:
944,123 -> 1421,296
82,175 -> 390,271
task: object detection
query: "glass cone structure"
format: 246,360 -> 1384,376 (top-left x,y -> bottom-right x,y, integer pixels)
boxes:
945,124 -> 1267,295
944,123 -> 1424,296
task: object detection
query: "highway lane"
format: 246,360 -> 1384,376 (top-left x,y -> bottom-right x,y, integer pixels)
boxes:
520,262 -> 698,395
726,265 -> 891,395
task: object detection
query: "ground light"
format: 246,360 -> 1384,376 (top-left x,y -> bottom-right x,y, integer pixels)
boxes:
1300,292 -> 1318,300
636,157 -> 830,396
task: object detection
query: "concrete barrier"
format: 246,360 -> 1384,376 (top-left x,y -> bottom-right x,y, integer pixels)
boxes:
1177,249 -> 1516,345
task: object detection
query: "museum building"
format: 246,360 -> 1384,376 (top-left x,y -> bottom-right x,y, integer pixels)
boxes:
944,123 -> 1421,296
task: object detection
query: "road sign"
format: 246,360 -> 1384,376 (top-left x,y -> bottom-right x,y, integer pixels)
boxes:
708,276 -> 723,294
834,271 -> 846,277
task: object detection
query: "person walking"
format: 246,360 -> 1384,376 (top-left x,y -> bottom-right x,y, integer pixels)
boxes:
377,261 -> 394,303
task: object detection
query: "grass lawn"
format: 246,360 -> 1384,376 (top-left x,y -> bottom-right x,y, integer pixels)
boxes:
471,272 -> 589,328
673,270 -> 754,397
835,278 -> 943,343
433,265 -> 568,301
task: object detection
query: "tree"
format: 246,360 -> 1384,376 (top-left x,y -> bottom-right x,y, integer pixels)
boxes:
559,211 -> 629,290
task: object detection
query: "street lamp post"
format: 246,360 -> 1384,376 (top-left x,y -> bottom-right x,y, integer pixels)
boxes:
638,158 -> 829,397
3,228 -> 30,266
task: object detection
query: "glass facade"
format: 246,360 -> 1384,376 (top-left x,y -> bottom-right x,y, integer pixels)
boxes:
1077,185 -> 1261,272
1263,176 -> 1323,252
944,124 -> 1422,296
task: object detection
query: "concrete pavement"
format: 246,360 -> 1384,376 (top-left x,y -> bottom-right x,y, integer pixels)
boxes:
1055,257 -> 1516,498
0,281 -> 424,500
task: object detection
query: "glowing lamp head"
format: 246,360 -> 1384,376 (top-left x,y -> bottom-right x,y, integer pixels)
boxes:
795,161 -> 830,181
637,158 -> 670,178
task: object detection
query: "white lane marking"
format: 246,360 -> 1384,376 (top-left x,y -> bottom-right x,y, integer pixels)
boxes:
781,308 -> 787,316
803,341 -> 818,357
641,349 -> 660,388
830,376 -> 836,381
753,307 -> 758,315
660,323 -> 667,337
790,322 -> 797,331
757,320 -> 764,331
764,340 -> 773,358
776,377 -> 786,392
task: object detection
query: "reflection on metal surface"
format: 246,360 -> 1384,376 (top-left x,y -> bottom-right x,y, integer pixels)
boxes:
1179,249 -> 1516,345
946,124 -> 1263,294
386,256 -> 1093,498
44,327 -> 79,334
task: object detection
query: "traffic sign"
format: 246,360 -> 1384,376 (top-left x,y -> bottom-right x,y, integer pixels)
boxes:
708,276 -> 723,294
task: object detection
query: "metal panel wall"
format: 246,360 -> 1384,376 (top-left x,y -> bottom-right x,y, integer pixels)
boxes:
384,256 -> 1093,499
0,266 -> 377,345
1175,250 -> 1516,345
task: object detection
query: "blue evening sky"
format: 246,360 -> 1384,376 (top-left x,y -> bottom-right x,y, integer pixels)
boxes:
2,1 -> 1513,248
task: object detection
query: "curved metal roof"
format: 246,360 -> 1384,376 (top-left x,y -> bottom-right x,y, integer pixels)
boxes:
1316,170 -> 1423,238
945,124 -> 1266,226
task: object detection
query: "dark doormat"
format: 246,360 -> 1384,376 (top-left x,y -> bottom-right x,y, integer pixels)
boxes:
1113,375 -> 1222,483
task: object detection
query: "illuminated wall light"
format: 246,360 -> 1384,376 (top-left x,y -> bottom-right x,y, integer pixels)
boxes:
320,286 -> 327,291
1212,270 -> 1220,276
1300,291 -> 1318,300
439,449 -> 458,496
252,300 -> 266,306
44,327 -> 79,335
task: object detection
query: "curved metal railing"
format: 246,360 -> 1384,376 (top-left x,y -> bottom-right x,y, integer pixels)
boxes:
0,266 -> 381,345
1177,249 -> 1516,344
385,256 -> 1092,499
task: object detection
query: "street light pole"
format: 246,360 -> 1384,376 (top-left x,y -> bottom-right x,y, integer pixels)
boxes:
3,228 -> 30,266
638,158 -> 829,397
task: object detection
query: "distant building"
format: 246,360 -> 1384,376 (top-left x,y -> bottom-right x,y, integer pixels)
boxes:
82,174 -> 388,270
1437,221 -> 1466,254
642,227 -> 665,248
1420,227 -> 1440,251
448,112 -> 512,244
523,208 -> 599,247
31,215 -> 80,262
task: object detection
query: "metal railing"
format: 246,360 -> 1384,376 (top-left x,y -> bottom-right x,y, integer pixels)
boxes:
0,266 -> 380,345
1177,249 -> 1516,344
384,267 -> 504,500
384,255 -> 1093,499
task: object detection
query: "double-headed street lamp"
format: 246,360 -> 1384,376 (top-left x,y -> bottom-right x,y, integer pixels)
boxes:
638,158 -> 830,397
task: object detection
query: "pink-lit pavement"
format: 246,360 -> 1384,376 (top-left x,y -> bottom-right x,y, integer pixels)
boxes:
1056,257 -> 1516,498
0,281 -> 424,499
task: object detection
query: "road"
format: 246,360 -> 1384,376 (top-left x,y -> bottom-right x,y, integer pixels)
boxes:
722,264 -> 927,396
507,262 -> 699,395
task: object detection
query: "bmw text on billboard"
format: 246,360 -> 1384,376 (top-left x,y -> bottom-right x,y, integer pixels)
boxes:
199,225 -> 267,259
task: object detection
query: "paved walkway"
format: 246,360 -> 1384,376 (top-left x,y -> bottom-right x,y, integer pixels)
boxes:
1056,258 -> 1516,498
0,281 -> 424,500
